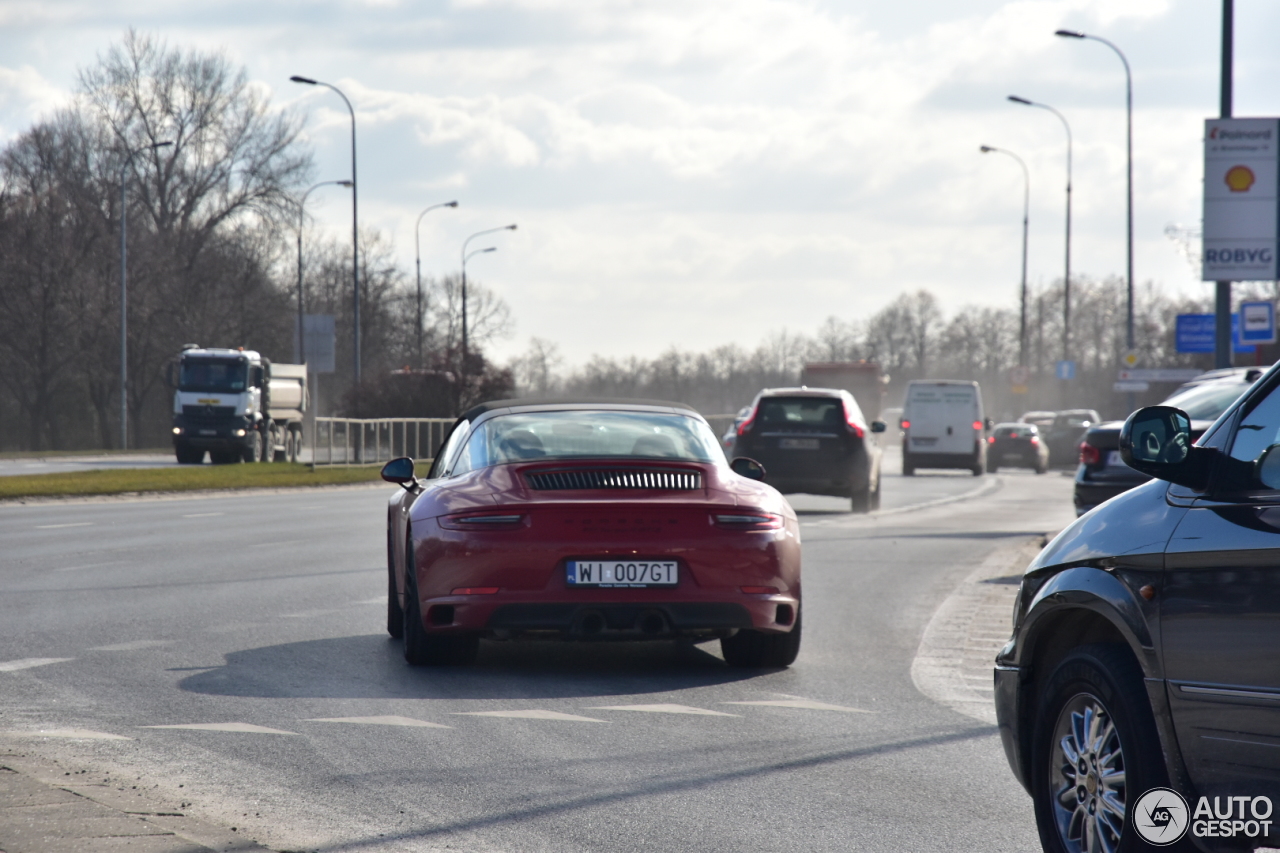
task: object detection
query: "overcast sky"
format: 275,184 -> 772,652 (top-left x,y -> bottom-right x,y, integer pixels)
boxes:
1,0 -> 1276,365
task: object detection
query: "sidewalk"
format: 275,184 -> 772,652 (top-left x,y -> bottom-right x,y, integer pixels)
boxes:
0,748 -> 273,853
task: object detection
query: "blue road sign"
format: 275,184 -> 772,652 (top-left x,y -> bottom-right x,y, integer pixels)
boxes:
1175,313 -> 1255,354
1056,360 -> 1076,380
1240,301 -> 1277,344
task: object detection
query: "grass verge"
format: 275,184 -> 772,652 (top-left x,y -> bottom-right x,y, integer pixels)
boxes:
0,463 -> 384,500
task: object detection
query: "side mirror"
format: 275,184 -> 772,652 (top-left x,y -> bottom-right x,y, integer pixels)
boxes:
1258,445 -> 1280,490
252,366 -> 265,388
381,456 -> 417,489
870,421 -> 886,434
1119,406 -> 1208,490
730,457 -> 766,482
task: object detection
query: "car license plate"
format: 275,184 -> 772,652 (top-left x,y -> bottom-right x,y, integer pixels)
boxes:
1105,450 -> 1127,467
779,438 -> 819,450
1003,453 -> 1023,461
566,560 -> 678,588
199,429 -> 216,436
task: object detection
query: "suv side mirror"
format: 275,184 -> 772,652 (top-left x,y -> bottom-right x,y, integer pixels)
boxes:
730,457 -> 766,482
1119,406 -> 1209,490
870,421 -> 886,434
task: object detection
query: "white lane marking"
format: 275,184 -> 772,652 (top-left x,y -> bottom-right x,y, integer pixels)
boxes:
306,716 -> 451,728
55,561 -> 123,573
353,597 -> 384,605
723,698 -> 871,713
454,710 -> 607,723
35,522 -> 94,530
142,722 -> 298,734
589,704 -> 739,717
89,640 -> 173,651
0,728 -> 131,740
181,512 -> 225,518
0,658 -> 73,672
281,608 -> 342,618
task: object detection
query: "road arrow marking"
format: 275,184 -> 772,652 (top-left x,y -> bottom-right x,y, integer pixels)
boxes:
0,728 -> 131,740
89,640 -> 173,651
454,710 -> 607,723
0,658 -> 73,672
588,704 -> 739,717
306,716 -> 451,728
142,723 -> 298,734
35,523 -> 93,529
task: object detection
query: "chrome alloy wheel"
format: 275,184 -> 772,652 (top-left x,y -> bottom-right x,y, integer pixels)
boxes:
1049,692 -> 1127,853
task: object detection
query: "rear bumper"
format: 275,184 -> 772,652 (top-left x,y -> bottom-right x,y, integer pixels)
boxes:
904,450 -> 980,470
417,592 -> 799,639
173,415 -> 253,451
1074,468 -> 1149,515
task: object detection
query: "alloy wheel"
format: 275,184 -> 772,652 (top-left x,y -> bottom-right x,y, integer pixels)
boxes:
1049,692 -> 1127,853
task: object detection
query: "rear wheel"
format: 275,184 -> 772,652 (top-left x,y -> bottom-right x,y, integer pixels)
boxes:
241,431 -> 261,463
720,614 -> 801,668
286,429 -> 300,463
402,559 -> 478,666
902,455 -> 915,476
851,471 -> 880,513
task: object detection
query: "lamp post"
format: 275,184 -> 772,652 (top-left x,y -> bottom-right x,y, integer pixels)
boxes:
119,139 -> 172,450
980,145 -> 1031,367
290,75 -> 360,385
295,180 -> 353,363
414,201 -> 459,368
1056,29 -> 1135,366
460,224 -> 517,368
1009,95 -> 1073,377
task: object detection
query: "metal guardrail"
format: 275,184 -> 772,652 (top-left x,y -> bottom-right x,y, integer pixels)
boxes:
312,418 -> 456,467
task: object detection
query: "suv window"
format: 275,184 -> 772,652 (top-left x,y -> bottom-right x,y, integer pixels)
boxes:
757,397 -> 846,430
1229,387 -> 1280,477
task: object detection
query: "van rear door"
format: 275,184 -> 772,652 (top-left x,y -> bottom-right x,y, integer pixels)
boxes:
906,384 -> 978,456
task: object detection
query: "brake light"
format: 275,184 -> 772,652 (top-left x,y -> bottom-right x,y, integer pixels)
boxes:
712,512 -> 782,530
987,436 -> 995,444
900,419 -> 910,430
736,405 -> 758,436
843,403 -> 864,438
1079,442 -> 1101,466
452,587 -> 499,595
1029,436 -> 1039,446
972,421 -> 983,431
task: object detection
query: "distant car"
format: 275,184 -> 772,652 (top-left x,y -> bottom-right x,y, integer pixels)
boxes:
985,423 -> 1048,474
732,387 -> 885,512
1073,373 -> 1259,515
1018,410 -> 1056,429
1042,408 -> 1099,466
996,362 -> 1280,851
1168,364 -> 1266,394
720,406 -> 752,453
382,398 -> 803,668
901,380 -> 987,476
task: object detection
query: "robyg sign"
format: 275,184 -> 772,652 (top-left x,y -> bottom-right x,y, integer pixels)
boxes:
1203,118 -> 1280,282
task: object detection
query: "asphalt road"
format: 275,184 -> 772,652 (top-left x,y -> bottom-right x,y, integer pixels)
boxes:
0,456 -> 1077,852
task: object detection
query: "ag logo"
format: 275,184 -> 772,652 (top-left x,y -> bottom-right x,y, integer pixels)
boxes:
1133,787 -> 1190,845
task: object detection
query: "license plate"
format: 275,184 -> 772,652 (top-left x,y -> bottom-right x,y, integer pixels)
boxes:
1105,450 -> 1127,467
566,560 -> 678,588
1003,453 -> 1023,461
779,438 -> 819,450
199,429 -> 216,436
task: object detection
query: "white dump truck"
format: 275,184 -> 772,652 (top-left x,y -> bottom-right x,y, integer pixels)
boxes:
169,346 -> 307,464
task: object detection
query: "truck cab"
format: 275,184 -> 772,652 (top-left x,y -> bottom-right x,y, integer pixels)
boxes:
170,347 -> 306,464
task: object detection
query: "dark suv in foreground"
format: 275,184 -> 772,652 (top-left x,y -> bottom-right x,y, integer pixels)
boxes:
731,387 -> 885,512
997,361 -> 1280,852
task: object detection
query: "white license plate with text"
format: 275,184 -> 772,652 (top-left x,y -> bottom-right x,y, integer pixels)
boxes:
779,438 -> 820,450
566,560 -> 678,587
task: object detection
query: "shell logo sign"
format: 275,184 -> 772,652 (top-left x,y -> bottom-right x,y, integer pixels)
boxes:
1226,165 -> 1256,193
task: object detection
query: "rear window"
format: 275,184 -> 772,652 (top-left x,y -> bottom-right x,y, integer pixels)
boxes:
1163,381 -> 1251,421
907,385 -> 977,405
755,397 -> 850,430
1053,413 -> 1094,428
996,426 -> 1035,438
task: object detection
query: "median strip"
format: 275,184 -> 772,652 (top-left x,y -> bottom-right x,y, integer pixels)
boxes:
0,463 -> 383,500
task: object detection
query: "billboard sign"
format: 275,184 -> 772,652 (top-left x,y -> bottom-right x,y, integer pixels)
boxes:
297,314 -> 336,373
1175,313 -> 1255,354
1203,118 -> 1280,281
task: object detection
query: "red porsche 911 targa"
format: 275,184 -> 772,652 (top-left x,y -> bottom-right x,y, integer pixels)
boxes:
381,399 -> 802,668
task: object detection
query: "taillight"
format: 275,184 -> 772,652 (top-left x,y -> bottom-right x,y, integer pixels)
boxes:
987,436 -> 995,444
736,405 -> 758,436
1079,442 -> 1101,466
712,512 -> 782,530
1029,436 -> 1039,446
843,403 -> 864,438
972,421 -> 983,431
900,419 -> 910,430
439,513 -> 527,530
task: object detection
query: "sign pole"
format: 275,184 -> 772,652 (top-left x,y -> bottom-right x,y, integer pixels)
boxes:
1214,0 -> 1234,370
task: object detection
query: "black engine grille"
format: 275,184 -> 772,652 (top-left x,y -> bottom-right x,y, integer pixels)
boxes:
526,468 -> 702,491
183,405 -> 236,419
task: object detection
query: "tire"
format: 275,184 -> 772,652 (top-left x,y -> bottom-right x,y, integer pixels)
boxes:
870,473 -> 881,510
971,464 -> 984,476
402,557 -> 478,666
850,488 -> 871,513
720,613 -> 801,668
1036,463 -> 1047,475
286,430 -> 300,464
902,455 -> 915,476
386,530 -> 404,639
241,431 -> 261,463
1031,643 -> 1174,853
175,443 -> 203,465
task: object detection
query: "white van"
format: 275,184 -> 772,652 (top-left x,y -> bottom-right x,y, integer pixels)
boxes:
900,380 -> 986,476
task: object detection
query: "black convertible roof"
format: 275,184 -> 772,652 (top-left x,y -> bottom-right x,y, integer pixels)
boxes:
459,397 -> 699,422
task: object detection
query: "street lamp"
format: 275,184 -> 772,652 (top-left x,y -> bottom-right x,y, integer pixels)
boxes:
119,139 -> 173,449
296,180 -> 354,364
1056,29 -> 1135,365
460,224 -> 517,367
290,75 -> 360,386
1009,94 -> 1073,375
980,145 -> 1031,368
414,201 -> 459,368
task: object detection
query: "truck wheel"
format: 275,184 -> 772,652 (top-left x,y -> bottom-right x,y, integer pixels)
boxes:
174,443 -> 203,465
286,430 -> 300,464
242,432 -> 261,463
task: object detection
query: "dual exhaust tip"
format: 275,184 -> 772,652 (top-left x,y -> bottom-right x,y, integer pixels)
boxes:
572,609 -> 668,637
